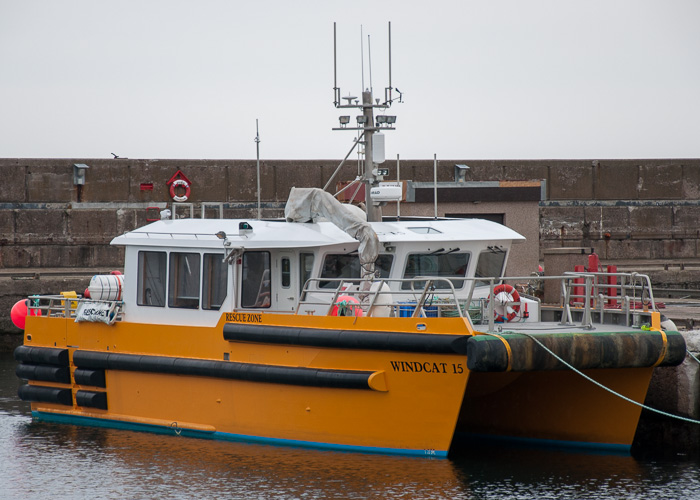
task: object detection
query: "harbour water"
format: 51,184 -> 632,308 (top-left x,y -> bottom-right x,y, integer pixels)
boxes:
2,351 -> 699,500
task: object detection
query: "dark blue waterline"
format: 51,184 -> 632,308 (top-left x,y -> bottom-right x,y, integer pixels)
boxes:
32,410 -> 447,459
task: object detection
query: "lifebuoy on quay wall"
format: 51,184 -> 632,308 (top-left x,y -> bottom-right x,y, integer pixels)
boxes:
169,178 -> 191,202
166,170 -> 193,203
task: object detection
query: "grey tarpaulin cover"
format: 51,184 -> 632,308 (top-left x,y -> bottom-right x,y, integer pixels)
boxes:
284,187 -> 379,282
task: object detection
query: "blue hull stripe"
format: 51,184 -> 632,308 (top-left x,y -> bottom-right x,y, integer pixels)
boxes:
32,411 -> 447,458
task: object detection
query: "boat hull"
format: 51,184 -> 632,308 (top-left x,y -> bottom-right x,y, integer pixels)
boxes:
17,311 -> 676,456
457,367 -> 653,451
18,313 -> 472,457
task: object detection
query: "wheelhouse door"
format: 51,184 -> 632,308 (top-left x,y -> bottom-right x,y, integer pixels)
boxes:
274,252 -> 297,311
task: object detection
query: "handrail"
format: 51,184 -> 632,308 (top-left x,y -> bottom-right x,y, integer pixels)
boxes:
24,270 -> 658,331
296,277 -> 465,320
27,295 -> 124,322
562,270 -> 658,312
295,270 -> 659,331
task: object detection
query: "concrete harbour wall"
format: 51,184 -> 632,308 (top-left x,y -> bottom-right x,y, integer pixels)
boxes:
3,157 -> 699,265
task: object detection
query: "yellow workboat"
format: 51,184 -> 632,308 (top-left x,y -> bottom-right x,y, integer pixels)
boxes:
14,190 -> 685,457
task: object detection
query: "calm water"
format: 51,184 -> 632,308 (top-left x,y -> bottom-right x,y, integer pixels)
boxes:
2,351 -> 700,500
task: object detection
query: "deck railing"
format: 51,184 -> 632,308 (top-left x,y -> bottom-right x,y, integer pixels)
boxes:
476,271 -> 658,331
27,295 -> 124,323
297,277 -> 468,319
296,271 -> 659,332
23,270 -> 658,332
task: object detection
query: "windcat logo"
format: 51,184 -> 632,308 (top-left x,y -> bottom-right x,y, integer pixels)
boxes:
390,360 -> 464,374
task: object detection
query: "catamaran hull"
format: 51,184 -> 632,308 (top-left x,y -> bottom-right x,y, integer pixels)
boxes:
16,313 -> 682,456
457,368 -> 654,451
17,314 -> 471,457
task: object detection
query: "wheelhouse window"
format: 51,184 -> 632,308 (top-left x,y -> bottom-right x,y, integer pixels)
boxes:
202,253 -> 227,310
241,251 -> 271,308
474,247 -> 507,286
168,252 -> 201,309
299,253 -> 314,293
402,252 -> 469,289
281,257 -> 291,288
319,253 -> 394,288
137,251 -> 167,307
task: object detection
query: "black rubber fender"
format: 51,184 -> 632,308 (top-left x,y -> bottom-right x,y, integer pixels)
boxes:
14,345 -> 69,367
467,330 -> 686,372
16,363 -> 71,384
18,384 -> 72,406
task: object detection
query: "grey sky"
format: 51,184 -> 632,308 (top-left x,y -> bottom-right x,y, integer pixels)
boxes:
1,0 -> 698,160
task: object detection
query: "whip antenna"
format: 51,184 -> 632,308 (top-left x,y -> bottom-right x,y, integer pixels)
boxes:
360,25 -> 365,91
368,34 -> 373,92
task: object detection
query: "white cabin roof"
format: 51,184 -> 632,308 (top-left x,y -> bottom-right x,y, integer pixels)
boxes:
111,217 -> 525,250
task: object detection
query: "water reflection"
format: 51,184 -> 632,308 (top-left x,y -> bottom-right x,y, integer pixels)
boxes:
2,352 -> 700,500
4,420 -> 466,499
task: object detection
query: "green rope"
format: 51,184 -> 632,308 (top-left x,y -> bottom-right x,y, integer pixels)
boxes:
687,349 -> 700,366
516,332 -> 700,426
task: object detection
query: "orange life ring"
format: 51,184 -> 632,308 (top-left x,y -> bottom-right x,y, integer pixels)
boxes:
170,179 -> 191,202
330,295 -> 363,317
489,284 -> 521,322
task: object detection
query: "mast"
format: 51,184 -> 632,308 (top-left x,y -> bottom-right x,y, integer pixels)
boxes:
331,22 -> 399,223
362,90 -> 379,222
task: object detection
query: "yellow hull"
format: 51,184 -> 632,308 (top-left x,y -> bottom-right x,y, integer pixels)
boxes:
458,368 -> 652,450
18,311 -> 663,456
21,313 -> 472,457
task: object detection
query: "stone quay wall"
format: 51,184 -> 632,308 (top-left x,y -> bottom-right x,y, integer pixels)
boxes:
1,157 -> 700,335
3,157 -> 699,266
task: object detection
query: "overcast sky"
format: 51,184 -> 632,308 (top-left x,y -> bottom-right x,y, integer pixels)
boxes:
1,1 -> 698,160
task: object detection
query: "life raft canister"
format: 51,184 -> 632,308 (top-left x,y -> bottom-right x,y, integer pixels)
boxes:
330,295 -> 364,317
169,178 -> 191,202
490,284 -> 521,322
88,274 -> 124,301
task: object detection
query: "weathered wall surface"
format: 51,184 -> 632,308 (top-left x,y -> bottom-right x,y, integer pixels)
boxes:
539,160 -> 700,261
1,157 -> 699,336
3,158 -> 698,267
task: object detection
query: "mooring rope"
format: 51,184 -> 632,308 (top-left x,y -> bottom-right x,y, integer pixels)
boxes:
515,331 -> 700,425
687,349 -> 700,366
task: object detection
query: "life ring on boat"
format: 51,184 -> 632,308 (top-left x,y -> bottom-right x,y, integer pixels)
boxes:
489,284 -> 521,322
330,295 -> 363,317
169,179 -> 191,202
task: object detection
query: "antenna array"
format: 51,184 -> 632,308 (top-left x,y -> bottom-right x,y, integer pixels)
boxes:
330,22 -> 402,223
